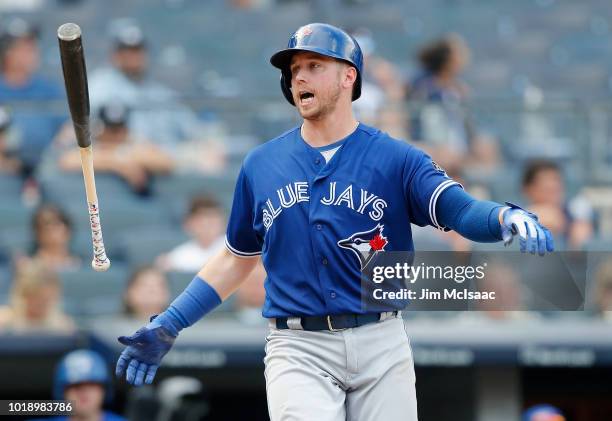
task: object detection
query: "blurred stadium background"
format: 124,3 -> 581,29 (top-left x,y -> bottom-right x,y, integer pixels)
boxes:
1,0 -> 612,420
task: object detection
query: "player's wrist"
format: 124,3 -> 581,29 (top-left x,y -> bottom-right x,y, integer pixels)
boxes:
486,205 -> 505,240
498,206 -> 511,226
153,276 -> 222,334
147,311 -> 181,337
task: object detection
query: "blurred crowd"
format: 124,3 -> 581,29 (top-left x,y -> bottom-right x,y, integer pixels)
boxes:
0,13 -> 610,342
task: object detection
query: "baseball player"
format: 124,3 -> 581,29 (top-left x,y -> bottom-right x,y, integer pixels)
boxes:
29,349 -> 126,421
116,23 -> 554,420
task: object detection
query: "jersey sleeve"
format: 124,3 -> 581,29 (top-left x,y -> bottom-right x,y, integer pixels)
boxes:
225,166 -> 262,257
403,150 -> 462,230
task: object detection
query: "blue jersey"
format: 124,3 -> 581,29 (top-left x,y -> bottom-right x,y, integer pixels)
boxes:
226,123 -> 459,317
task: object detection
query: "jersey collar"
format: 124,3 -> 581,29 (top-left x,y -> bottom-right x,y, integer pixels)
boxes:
295,122 -> 364,181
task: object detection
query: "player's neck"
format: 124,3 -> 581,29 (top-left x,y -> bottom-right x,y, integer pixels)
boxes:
301,109 -> 358,148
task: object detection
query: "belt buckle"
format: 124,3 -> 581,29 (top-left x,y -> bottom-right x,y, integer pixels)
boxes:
327,315 -> 341,332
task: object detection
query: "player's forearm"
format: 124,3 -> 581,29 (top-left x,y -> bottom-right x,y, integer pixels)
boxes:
197,247 -> 259,300
436,185 -> 504,242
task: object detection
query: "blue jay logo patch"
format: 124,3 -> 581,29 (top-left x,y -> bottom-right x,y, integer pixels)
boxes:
338,224 -> 388,270
432,160 -> 446,173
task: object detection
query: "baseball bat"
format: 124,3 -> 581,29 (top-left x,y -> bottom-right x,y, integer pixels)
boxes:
58,23 -> 111,272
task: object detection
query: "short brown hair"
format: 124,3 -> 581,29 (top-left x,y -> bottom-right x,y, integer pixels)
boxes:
187,195 -> 222,217
418,38 -> 453,75
522,160 -> 560,188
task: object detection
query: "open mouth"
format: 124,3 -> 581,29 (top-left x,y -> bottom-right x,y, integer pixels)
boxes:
299,90 -> 315,105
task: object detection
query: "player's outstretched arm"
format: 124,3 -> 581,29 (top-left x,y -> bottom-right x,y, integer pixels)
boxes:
116,248 -> 259,386
436,186 -> 554,255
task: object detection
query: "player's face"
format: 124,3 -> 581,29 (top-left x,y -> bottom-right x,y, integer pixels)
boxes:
3,37 -> 40,75
289,52 -> 351,120
113,47 -> 148,80
64,383 -> 104,418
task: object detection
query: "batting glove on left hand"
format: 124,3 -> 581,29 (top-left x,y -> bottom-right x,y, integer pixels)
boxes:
116,316 -> 177,386
500,202 -> 554,256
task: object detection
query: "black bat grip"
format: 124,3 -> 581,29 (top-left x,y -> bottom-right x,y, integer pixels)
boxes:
58,23 -> 91,148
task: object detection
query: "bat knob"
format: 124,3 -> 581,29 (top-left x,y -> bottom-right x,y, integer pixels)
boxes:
92,258 -> 111,272
58,23 -> 81,41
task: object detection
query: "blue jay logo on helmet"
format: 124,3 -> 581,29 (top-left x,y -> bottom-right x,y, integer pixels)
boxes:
297,25 -> 313,39
65,353 -> 96,383
338,224 -> 388,270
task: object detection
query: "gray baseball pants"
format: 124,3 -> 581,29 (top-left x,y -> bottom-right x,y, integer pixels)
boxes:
264,315 -> 418,421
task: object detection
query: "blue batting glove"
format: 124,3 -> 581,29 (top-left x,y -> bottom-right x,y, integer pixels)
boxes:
500,202 -> 554,256
116,316 -> 177,386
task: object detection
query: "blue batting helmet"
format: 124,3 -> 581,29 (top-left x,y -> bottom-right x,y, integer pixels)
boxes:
53,350 -> 111,401
270,23 -> 363,105
523,404 -> 565,421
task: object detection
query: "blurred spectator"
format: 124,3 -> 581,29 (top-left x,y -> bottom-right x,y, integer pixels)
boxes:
28,349 -> 126,421
593,259 -> 612,322
123,266 -> 170,321
474,261 -> 527,320
234,261 -> 266,325
24,204 -> 81,272
87,21 -> 226,172
0,106 -> 22,174
58,102 -> 175,195
452,261 -> 534,323
351,28 -> 407,138
522,404 -> 566,421
229,0 -> 271,8
0,17 -> 64,173
157,195 -> 225,272
522,160 -> 594,249
0,0 -> 44,12
407,34 -> 498,174
0,261 -> 75,333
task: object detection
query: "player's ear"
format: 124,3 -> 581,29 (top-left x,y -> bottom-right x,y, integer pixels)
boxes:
341,64 -> 357,90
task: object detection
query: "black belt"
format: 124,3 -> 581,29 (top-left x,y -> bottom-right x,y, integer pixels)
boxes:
274,311 -> 398,331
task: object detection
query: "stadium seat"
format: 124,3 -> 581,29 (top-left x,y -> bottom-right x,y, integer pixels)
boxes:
0,202 -> 33,233
153,173 -> 237,220
584,237 -> 612,252
0,263 -> 12,305
38,172 -> 147,206
59,263 -> 129,318
0,174 -> 23,198
118,226 -> 188,267
62,200 -> 168,240
165,270 -> 194,299
71,230 -> 127,264
0,226 -> 31,260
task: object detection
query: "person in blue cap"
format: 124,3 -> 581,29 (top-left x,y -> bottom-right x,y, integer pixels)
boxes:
30,349 -> 126,421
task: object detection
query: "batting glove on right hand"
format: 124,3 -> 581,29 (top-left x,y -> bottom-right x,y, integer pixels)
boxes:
116,316 -> 177,386
500,202 -> 554,256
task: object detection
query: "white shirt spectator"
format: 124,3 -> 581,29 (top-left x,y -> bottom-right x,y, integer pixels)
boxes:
162,236 -> 225,272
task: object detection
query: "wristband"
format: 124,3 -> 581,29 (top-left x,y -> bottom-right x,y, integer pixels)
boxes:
151,276 -> 222,336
